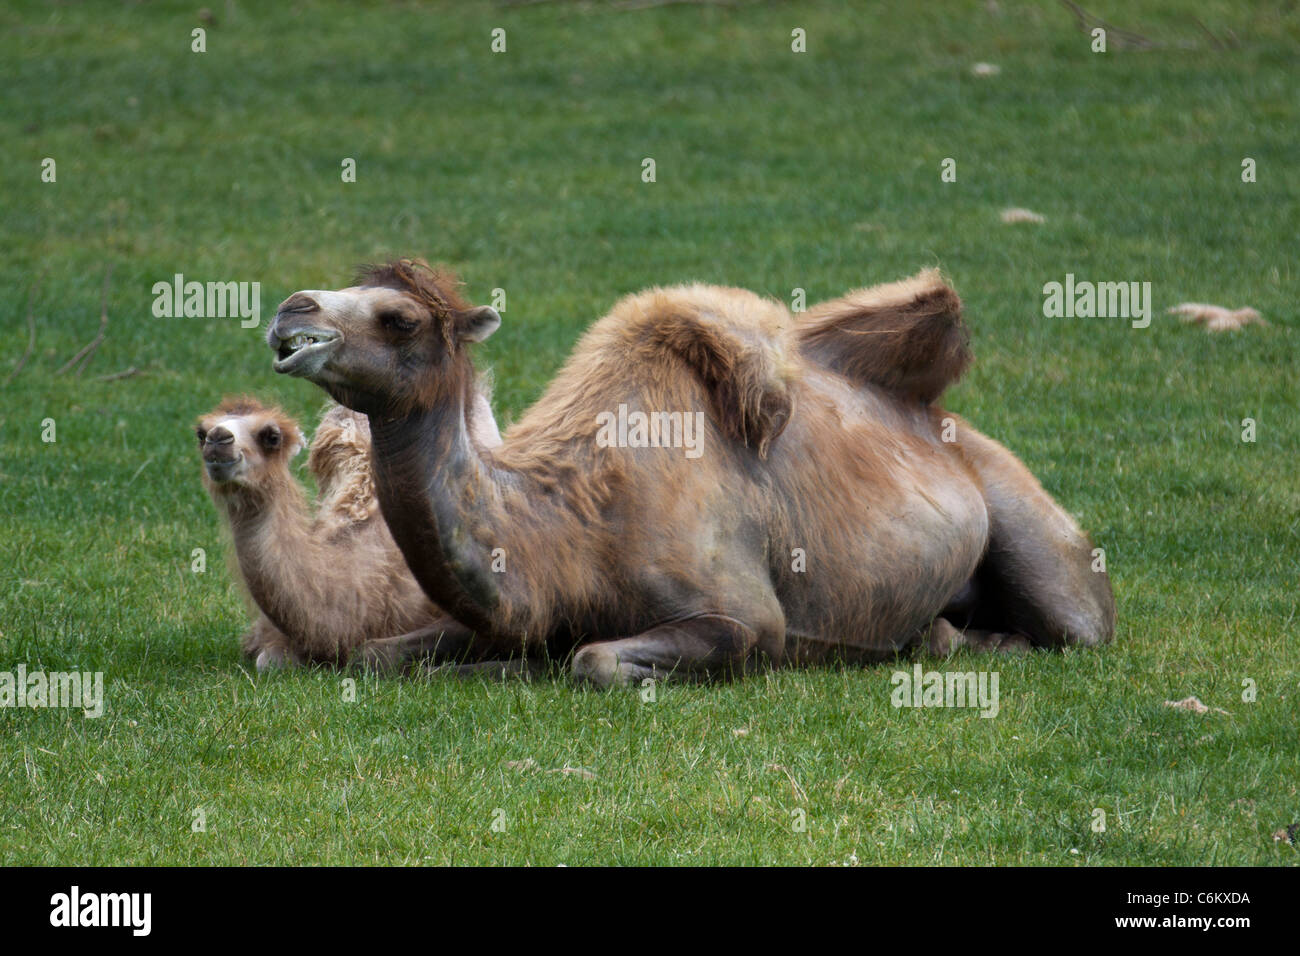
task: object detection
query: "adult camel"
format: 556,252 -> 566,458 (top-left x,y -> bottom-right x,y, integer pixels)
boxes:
267,260 -> 1114,686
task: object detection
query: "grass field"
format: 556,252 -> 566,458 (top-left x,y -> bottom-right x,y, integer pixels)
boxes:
1,0 -> 1297,865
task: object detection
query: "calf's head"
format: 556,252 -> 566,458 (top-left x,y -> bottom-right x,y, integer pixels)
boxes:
195,397 -> 303,493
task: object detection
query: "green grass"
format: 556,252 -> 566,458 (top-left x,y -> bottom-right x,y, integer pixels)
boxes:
1,0 -> 1297,865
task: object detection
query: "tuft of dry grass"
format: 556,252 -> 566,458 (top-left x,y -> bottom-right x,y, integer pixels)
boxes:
1168,303 -> 1267,333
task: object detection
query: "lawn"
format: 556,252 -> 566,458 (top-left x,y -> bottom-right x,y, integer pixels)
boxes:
1,0 -> 1296,865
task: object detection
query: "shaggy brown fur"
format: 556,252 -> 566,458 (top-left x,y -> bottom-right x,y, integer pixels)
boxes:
196,397 -> 443,668
356,259 -> 472,322
268,263 -> 1115,686
639,291 -> 796,456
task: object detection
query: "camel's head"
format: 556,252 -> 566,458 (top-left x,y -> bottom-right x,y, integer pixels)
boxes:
195,397 -> 304,492
267,259 -> 500,418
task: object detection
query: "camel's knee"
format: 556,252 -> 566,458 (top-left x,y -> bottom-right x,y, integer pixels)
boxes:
1056,607 -> 1115,649
1025,583 -> 1115,649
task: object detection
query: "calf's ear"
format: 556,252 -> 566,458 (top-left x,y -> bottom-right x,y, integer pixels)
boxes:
453,305 -> 501,343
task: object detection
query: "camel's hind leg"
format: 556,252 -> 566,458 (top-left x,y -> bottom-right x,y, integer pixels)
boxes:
570,613 -> 769,688
949,420 -> 1116,648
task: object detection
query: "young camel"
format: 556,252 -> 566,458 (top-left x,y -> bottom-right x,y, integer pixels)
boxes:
266,260 -> 1115,686
196,395 -> 502,670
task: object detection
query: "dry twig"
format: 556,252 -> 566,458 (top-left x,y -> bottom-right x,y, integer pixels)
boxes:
58,265 -> 113,376
1058,0 -> 1226,51
4,270 -> 45,385
98,366 -> 141,382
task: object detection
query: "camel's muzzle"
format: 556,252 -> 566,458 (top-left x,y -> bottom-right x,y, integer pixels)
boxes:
268,320 -> 339,378
202,449 -> 243,483
201,426 -> 243,482
203,458 -> 242,483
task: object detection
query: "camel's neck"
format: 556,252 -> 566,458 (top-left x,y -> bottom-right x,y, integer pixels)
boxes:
368,378 -> 503,637
218,476 -> 324,640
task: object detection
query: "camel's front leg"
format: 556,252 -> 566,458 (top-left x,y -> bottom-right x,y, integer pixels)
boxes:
949,419 -> 1116,648
351,618 -> 515,674
570,613 -> 766,688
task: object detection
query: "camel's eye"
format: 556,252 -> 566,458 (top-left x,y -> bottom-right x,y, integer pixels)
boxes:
258,424 -> 282,450
196,427 -> 208,444
380,310 -> 416,334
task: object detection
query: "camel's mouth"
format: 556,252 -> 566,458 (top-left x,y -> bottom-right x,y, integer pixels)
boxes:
203,455 -> 245,484
271,328 -> 340,378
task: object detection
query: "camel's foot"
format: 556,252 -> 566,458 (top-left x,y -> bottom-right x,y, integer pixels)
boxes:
571,613 -> 763,688
922,617 -> 1032,657
241,617 -> 296,671
254,647 -> 290,672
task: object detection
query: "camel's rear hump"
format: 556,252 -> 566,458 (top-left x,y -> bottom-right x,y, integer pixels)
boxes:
797,269 -> 971,404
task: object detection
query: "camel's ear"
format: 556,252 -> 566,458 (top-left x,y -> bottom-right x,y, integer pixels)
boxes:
453,305 -> 501,343
283,423 -> 305,459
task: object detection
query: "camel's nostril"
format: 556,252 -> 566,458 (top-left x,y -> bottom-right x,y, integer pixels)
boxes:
206,426 -> 235,446
277,294 -> 320,317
